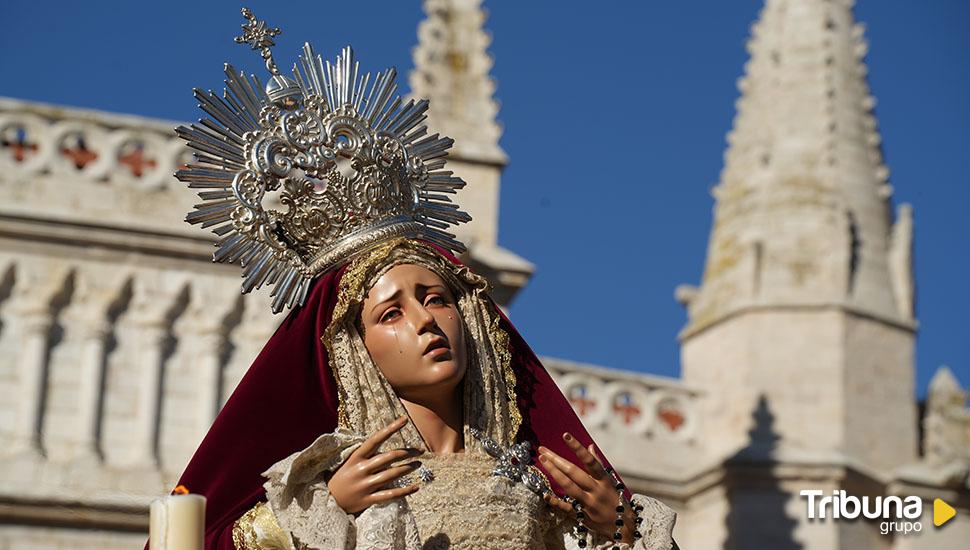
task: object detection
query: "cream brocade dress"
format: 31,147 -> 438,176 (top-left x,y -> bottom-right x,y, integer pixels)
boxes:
231,431 -> 676,550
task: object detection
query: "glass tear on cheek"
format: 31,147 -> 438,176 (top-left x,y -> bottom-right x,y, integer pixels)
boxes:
393,325 -> 403,354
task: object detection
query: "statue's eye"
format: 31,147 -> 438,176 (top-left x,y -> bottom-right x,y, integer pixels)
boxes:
426,295 -> 447,306
381,309 -> 401,323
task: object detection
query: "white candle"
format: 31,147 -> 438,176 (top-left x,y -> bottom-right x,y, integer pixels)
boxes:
149,493 -> 206,550
148,500 -> 165,550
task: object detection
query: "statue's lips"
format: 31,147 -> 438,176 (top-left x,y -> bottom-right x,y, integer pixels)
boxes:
424,339 -> 452,359
425,347 -> 451,358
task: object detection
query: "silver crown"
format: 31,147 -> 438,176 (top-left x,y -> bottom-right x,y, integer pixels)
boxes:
176,8 -> 470,313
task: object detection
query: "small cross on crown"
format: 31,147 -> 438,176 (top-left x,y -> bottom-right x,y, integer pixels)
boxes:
234,7 -> 282,75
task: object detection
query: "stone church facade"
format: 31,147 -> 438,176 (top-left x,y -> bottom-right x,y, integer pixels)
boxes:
0,0 -> 967,548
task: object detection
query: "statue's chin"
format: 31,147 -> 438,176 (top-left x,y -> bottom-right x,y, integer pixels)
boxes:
397,360 -> 466,399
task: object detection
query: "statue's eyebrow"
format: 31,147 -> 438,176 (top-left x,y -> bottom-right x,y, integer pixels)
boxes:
417,282 -> 456,302
369,288 -> 402,316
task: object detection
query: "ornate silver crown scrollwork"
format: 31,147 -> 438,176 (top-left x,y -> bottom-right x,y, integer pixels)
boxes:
176,8 -> 470,313
471,429 -> 550,497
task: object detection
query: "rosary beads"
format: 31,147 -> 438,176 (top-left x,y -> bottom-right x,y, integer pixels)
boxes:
565,496 -> 589,548
605,467 -> 645,548
612,493 -> 625,548
606,466 -> 625,548
565,467 -> 648,548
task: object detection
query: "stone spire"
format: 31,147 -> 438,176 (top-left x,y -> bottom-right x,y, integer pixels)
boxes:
679,0 -> 914,337
409,0 -> 507,165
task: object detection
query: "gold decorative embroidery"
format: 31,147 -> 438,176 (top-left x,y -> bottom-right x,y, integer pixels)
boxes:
231,505 -> 255,550
486,296 -> 519,437
232,502 -> 298,550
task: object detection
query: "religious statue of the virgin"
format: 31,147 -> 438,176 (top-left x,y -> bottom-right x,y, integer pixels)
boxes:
161,8 -> 678,550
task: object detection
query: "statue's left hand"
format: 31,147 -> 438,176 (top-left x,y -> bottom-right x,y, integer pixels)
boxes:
538,433 -> 636,545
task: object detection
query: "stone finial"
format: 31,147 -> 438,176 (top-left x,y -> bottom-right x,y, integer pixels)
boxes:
409,0 -> 506,165
923,366 -> 970,467
928,366 -> 968,409
674,284 -> 698,307
889,203 -> 915,319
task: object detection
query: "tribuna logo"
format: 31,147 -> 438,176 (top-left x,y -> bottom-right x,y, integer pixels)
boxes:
800,490 -> 923,535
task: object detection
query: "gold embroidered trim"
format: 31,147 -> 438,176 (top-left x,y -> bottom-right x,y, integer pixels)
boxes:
320,241 -> 398,426
232,502 -> 259,549
232,502 -> 297,550
488,297 -> 519,437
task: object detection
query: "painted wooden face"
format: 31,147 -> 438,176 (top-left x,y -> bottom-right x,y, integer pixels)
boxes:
360,264 -> 467,401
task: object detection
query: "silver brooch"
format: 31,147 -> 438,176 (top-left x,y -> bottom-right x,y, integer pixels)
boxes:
417,465 -> 435,483
470,428 -> 549,497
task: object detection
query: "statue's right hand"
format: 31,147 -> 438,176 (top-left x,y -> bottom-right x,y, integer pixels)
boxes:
327,415 -> 422,515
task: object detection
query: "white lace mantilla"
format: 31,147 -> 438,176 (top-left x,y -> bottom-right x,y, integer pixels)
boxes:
247,432 -> 677,550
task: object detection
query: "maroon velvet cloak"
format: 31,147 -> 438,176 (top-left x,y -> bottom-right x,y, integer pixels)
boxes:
155,242 -> 623,549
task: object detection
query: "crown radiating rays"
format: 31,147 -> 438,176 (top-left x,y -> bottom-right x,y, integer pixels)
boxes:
175,8 -> 469,313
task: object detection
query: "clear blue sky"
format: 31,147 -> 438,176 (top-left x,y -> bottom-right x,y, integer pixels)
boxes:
1,1 -> 966,398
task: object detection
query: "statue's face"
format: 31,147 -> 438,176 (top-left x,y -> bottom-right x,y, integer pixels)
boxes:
361,264 -> 467,401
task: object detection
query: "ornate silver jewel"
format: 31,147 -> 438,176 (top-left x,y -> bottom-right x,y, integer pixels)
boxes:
391,464 -> 434,488
177,8 -> 470,312
417,465 -> 435,483
470,428 -> 549,497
